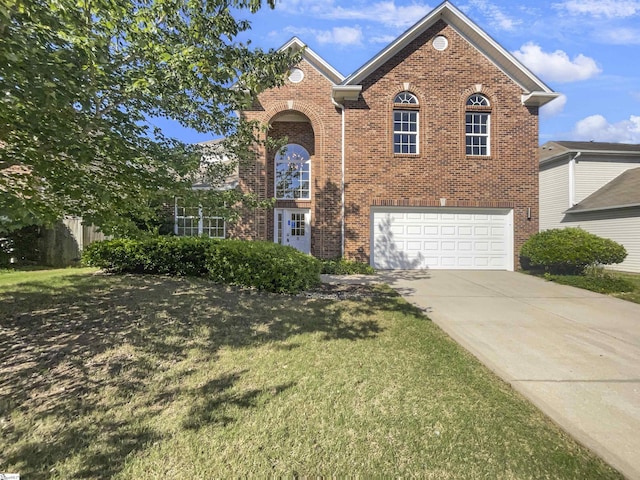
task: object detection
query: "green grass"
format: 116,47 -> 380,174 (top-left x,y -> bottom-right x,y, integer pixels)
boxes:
541,270 -> 640,304
320,257 -> 376,275
611,271 -> 640,303
0,269 -> 622,478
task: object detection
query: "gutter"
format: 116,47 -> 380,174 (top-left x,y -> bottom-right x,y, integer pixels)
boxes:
564,203 -> 640,214
568,151 -> 580,207
331,97 -> 346,257
331,85 -> 361,258
540,149 -> 640,167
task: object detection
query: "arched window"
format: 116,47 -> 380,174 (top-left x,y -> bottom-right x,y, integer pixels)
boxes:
393,92 -> 419,154
465,93 -> 491,156
275,143 -> 311,199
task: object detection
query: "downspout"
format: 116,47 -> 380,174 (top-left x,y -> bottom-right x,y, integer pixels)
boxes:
568,152 -> 580,207
332,97 -> 346,257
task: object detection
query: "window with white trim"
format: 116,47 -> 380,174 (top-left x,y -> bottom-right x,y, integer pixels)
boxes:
174,198 -> 225,238
465,94 -> 491,156
275,143 -> 311,199
393,92 -> 419,154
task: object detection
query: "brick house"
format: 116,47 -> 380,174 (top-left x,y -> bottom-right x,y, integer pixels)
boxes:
232,1 -> 558,270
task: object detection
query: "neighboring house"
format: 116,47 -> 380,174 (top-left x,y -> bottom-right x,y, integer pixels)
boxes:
539,141 -> 640,273
174,139 -> 237,238
203,1 -> 559,270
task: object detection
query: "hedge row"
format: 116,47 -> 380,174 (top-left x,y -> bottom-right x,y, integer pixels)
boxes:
82,237 -> 321,293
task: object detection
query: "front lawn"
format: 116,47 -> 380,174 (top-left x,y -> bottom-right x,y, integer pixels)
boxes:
0,269 -> 621,478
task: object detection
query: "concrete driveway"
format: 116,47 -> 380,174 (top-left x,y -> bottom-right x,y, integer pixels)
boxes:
326,270 -> 640,479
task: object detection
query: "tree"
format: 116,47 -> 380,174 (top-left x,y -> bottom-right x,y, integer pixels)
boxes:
0,0 -> 298,235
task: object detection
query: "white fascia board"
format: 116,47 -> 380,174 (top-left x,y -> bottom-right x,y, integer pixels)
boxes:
540,149 -> 640,166
332,85 -> 363,102
279,36 -> 345,85
342,2 -> 450,85
342,1 -> 555,97
443,8 -> 554,94
522,92 -> 561,107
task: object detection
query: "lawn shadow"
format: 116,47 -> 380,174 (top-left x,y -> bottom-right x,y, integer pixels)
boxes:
0,272 -> 385,477
183,370 -> 296,430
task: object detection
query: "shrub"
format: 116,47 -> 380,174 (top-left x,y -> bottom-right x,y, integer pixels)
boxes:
205,240 -> 321,293
520,228 -> 627,274
320,257 -> 375,275
83,236 -> 321,293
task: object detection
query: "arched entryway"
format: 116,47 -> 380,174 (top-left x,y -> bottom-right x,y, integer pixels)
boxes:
267,110 -> 316,254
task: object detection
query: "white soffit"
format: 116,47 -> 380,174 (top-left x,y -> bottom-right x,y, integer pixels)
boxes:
279,37 -> 345,85
341,1 -> 558,104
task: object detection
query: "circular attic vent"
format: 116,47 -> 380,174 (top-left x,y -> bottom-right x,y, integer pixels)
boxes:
433,35 -> 449,51
288,68 -> 304,83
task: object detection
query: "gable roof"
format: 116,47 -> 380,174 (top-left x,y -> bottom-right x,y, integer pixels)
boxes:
540,141 -> 640,164
336,1 -> 558,107
566,167 -> 640,213
279,37 -> 345,85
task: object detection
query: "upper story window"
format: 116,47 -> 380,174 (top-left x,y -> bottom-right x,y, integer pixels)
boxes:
275,143 -> 310,200
393,92 -> 419,154
465,94 -> 491,156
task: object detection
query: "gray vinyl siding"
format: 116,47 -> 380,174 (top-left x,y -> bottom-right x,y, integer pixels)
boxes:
575,158 -> 640,203
562,208 -> 640,273
539,160 -> 569,231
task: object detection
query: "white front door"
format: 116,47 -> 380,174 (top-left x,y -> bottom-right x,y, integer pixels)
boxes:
275,209 -> 311,254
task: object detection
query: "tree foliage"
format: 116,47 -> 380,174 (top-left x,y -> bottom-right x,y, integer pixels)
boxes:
0,0 -> 298,234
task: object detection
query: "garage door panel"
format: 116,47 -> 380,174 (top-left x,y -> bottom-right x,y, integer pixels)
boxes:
372,208 -> 513,270
458,241 -> 473,251
406,241 -> 422,251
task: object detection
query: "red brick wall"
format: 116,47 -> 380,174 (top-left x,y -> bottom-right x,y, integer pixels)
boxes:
237,59 -> 343,258
237,20 -> 540,267
343,20 -> 539,266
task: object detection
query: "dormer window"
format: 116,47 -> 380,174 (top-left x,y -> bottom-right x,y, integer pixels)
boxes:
393,92 -> 419,154
465,94 -> 491,156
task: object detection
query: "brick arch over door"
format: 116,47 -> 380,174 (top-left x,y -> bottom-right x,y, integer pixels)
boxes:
259,100 -> 326,155
260,101 -> 333,256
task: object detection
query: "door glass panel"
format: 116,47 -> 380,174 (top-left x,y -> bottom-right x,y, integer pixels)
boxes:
290,213 -> 305,236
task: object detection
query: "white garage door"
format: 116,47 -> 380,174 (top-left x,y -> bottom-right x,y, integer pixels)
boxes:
371,207 -> 513,270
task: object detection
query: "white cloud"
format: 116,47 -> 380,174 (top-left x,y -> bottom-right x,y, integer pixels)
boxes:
283,26 -> 363,46
596,27 -> 640,44
512,43 -> 601,83
276,0 -> 433,28
319,26 -> 364,45
572,114 -> 640,142
326,2 -> 433,28
465,0 -> 521,31
540,93 -> 567,118
554,0 -> 640,18
370,34 -> 397,44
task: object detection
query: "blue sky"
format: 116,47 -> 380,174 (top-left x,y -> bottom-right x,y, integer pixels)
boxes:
158,0 -> 640,145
